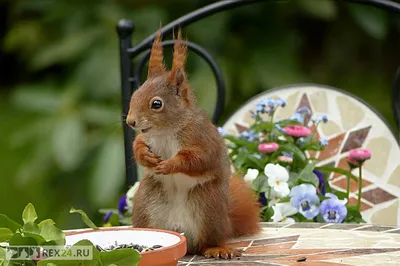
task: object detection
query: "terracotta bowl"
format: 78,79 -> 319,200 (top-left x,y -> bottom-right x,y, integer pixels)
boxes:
65,227 -> 187,266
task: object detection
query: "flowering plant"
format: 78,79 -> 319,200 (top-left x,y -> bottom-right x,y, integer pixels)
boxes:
218,97 -> 371,224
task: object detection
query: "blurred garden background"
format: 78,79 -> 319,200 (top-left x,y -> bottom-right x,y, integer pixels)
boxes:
0,0 -> 399,229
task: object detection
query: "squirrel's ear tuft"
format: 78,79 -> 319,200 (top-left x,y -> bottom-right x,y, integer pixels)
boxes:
148,25 -> 166,78
169,27 -> 187,91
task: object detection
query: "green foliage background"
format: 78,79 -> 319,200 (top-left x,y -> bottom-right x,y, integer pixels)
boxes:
0,0 -> 399,229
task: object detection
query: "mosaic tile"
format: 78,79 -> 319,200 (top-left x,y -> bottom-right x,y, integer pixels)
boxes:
326,250 -> 400,266
340,126 -> 371,153
331,157 -> 351,179
318,133 -> 346,161
346,197 -> 373,211
246,242 -> 297,254
286,223 -> 325,229
354,225 -> 396,232
336,95 -> 365,131
323,223 -> 366,230
310,91 -> 328,113
291,248 -> 400,261
362,187 -> 397,205
320,120 -> 342,139
364,136 -> 391,177
331,176 -> 373,193
260,223 -> 290,228
371,199 -> 399,226
388,165 -> 400,188
234,123 -> 249,134
227,240 -> 252,249
274,91 -> 300,121
252,235 -> 300,246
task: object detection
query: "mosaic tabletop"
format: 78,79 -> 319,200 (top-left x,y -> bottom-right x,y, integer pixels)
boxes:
222,84 -> 400,227
179,222 -> 400,266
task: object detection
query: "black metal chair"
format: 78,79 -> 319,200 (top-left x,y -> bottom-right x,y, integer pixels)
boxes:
116,0 -> 400,189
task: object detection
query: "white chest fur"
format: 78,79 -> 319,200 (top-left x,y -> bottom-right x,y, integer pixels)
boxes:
144,132 -> 203,243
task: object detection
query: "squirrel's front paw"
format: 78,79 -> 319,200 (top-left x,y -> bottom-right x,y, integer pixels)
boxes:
137,150 -> 161,168
155,160 -> 176,175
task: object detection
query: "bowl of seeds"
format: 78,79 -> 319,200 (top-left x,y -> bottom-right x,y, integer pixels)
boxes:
65,227 -> 187,266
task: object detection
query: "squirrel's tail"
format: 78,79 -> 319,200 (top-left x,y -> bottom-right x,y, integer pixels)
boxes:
228,175 -> 262,238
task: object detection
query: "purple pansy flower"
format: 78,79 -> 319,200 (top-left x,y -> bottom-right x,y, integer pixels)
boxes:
290,184 -> 320,220
118,194 -> 128,214
258,192 -> 267,206
319,193 -> 347,223
104,211 -> 113,223
313,170 -> 326,195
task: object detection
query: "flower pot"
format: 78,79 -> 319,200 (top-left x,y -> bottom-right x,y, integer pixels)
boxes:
65,227 -> 187,266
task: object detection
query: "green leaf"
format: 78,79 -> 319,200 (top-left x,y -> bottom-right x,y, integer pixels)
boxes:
224,135 -> 258,150
278,143 -> 307,167
40,220 -> 66,246
0,228 -> 13,242
69,208 -> 98,230
89,136 -> 125,206
343,205 -> 365,223
246,155 -> 265,170
263,206 -> 274,222
0,215 -> 22,232
108,213 -> 120,227
11,85 -> 62,114
288,172 -> 299,188
22,203 -> 38,224
38,219 -> 55,229
100,248 -> 142,266
8,233 -> 37,246
348,5 -> 388,40
332,190 -> 348,201
252,174 -> 269,193
52,115 -> 85,171
298,0 -> 337,20
298,172 -> 319,188
38,240 -> 101,266
21,222 -> 47,245
278,196 -> 290,203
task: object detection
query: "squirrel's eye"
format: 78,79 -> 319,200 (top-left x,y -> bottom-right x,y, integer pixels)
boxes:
151,99 -> 163,109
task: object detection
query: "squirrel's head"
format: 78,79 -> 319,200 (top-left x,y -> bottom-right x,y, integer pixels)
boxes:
126,27 -> 196,134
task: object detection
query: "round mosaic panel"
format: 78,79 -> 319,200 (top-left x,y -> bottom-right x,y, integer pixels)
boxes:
222,84 -> 400,226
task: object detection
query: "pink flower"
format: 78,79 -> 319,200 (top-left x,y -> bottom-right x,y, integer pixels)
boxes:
278,156 -> 293,164
347,156 -> 361,167
349,148 -> 372,161
258,142 -> 279,153
282,125 -> 311,137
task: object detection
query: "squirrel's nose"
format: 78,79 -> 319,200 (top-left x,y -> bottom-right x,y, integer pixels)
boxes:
126,116 -> 136,128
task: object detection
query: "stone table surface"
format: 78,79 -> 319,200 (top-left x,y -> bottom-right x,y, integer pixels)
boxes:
179,222 -> 400,266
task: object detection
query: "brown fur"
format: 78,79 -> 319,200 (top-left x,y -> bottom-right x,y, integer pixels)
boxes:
127,27 -> 261,259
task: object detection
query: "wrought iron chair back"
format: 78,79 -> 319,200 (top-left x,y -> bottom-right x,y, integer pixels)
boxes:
116,0 -> 400,187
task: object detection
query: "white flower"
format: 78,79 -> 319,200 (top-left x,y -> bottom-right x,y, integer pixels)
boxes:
265,163 -> 290,197
271,202 -> 297,223
244,168 -> 259,183
126,182 -> 140,212
268,189 -> 282,207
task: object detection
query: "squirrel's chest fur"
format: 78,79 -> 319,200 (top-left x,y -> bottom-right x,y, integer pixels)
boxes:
143,132 -> 206,245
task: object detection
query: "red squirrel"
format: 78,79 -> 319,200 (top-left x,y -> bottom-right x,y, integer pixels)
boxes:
126,28 -> 261,259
